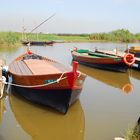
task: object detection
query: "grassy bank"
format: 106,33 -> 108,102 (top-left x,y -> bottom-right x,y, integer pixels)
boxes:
24,33 -> 91,42
0,29 -> 140,46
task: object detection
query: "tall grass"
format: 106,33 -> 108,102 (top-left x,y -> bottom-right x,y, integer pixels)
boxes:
0,32 -> 20,46
25,33 -> 90,42
89,29 -> 139,43
0,29 -> 140,46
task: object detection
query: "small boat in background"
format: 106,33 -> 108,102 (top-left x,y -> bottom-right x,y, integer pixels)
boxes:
71,48 -> 135,72
21,40 -> 54,46
125,46 -> 140,57
8,50 -> 86,114
21,14 -> 56,47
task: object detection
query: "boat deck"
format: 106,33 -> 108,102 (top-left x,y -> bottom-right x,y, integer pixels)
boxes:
9,59 -> 68,76
75,51 -> 120,58
88,51 -> 119,58
78,53 -> 99,58
24,59 -> 61,75
96,50 -> 140,61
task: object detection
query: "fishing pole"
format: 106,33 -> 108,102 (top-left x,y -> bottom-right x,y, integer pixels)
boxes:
29,13 -> 56,34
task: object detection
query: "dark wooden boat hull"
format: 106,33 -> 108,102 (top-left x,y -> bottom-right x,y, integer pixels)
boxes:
21,40 -> 54,46
11,85 -> 82,114
72,58 -> 128,72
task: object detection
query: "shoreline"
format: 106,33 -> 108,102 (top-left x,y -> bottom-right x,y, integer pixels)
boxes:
0,29 -> 140,47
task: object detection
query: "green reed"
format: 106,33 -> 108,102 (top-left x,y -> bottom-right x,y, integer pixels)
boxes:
0,32 -> 20,46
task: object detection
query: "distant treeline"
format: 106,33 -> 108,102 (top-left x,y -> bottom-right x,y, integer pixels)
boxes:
56,29 -> 140,43
89,29 -> 140,43
0,29 -> 140,46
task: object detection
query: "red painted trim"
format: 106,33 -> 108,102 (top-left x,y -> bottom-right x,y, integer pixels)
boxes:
66,61 -> 79,88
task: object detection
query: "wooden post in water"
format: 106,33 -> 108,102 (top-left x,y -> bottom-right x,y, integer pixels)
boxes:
0,59 -> 5,99
0,60 -> 3,95
127,44 -> 129,53
0,59 -> 4,77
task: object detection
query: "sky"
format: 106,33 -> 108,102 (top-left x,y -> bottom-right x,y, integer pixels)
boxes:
0,0 -> 140,34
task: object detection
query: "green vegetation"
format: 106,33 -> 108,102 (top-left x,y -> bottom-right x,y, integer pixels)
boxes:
26,33 -> 90,42
0,32 -> 20,46
1,29 -> 140,46
19,29 -> 140,43
89,29 -> 139,43
124,123 -> 140,140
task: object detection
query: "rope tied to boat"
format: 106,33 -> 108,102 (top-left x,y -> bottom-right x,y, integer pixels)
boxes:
0,71 -> 81,88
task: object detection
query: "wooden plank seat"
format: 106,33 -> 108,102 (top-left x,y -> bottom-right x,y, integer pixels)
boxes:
43,57 -> 71,72
9,60 -> 33,75
23,59 -> 62,75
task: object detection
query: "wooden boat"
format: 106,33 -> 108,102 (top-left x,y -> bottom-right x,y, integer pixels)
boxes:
125,46 -> 140,57
8,50 -> 86,114
71,48 -> 135,72
9,93 -> 85,140
78,64 -> 133,94
21,40 -> 54,46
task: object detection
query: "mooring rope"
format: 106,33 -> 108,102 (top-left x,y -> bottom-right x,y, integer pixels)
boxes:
0,71 -> 81,88
0,72 -> 67,88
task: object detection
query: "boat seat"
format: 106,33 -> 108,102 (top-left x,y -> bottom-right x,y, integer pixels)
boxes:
23,59 -> 62,75
9,60 -> 33,75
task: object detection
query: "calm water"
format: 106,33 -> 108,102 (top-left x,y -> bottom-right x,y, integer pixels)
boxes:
0,42 -> 140,140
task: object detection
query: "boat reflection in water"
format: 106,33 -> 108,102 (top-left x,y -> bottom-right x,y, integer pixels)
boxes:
78,64 -> 133,94
129,69 -> 140,80
0,98 -> 5,123
9,92 -> 85,140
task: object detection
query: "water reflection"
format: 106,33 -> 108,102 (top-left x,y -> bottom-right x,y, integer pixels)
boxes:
0,98 -> 5,123
9,92 -> 85,140
0,45 -> 19,52
78,64 -> 133,94
129,69 -> 140,80
0,45 -> 22,64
